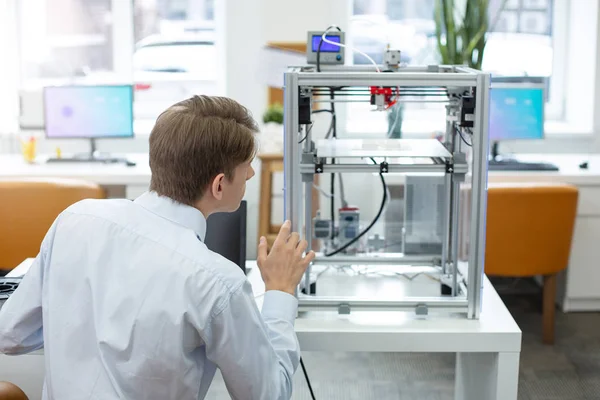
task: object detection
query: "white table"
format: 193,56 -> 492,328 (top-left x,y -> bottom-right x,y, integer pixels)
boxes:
0,152 -> 599,310
2,258 -> 521,400
384,154 -> 600,312
0,154 -> 152,199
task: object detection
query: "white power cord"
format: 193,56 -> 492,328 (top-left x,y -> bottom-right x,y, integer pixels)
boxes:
320,29 -> 381,73
313,183 -> 336,199
337,174 -> 349,208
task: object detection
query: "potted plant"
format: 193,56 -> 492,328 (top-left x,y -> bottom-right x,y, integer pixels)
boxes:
434,0 -> 507,69
263,103 -> 284,125
260,103 -> 284,153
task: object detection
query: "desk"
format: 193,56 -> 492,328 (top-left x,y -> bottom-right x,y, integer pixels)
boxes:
2,258 -> 521,400
384,154 -> 600,312
0,154 -> 152,199
1,152 -> 599,311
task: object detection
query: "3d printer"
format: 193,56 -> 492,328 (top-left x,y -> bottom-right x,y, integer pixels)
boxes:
284,29 -> 490,319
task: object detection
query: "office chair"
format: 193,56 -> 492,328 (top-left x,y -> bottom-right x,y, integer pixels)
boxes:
0,178 -> 106,272
484,183 -> 578,344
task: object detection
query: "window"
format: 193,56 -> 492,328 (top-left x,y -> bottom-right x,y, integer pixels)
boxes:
346,0 -> 561,137
0,0 -> 19,136
14,0 -> 220,128
18,0 -> 116,86
132,0 -> 218,121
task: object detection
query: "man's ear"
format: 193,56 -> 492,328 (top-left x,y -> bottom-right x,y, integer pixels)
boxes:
210,173 -> 226,200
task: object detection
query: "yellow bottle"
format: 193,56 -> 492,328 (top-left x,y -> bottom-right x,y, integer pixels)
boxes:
20,136 -> 37,163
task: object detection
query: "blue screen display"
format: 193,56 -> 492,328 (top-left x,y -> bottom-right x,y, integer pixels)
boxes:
311,35 -> 341,52
489,87 -> 544,141
44,85 -> 134,138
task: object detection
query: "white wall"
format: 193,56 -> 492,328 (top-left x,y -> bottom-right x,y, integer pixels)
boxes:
263,0 -> 351,42
0,0 -> 19,147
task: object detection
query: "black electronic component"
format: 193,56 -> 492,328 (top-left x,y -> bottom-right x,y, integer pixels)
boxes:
380,161 -> 389,173
301,281 -> 317,295
441,283 -> 452,296
313,217 -> 332,239
460,95 -> 475,127
299,94 -> 312,125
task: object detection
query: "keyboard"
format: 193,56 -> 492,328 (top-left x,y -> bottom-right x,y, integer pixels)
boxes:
488,160 -> 559,172
47,157 -> 120,163
0,277 -> 22,310
46,157 -> 135,166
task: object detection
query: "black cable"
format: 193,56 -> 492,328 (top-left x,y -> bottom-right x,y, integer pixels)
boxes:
455,126 -> 473,147
330,172 -> 335,241
299,110 -> 335,144
300,357 -> 316,400
328,88 -> 338,243
313,109 -> 336,140
298,123 -> 313,144
325,158 -> 388,257
329,89 -> 337,138
316,25 -> 342,73
312,109 -> 334,114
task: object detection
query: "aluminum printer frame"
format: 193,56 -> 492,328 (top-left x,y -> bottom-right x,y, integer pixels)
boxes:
283,65 -> 490,319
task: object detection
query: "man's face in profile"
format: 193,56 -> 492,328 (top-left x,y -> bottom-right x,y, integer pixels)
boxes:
220,160 -> 255,212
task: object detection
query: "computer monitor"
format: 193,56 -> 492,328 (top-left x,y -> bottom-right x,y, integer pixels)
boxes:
489,81 -> 544,159
43,85 -> 134,162
205,201 -> 247,274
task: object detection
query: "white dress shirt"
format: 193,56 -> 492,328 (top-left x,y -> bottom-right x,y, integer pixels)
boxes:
0,191 -> 300,400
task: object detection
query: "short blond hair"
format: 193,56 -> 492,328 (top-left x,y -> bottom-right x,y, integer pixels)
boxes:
149,95 -> 258,205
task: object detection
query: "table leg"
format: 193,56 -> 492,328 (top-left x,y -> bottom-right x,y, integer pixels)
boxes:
454,352 -> 520,400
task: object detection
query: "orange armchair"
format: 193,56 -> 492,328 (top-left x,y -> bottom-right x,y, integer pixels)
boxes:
485,183 -> 578,344
0,178 -> 106,271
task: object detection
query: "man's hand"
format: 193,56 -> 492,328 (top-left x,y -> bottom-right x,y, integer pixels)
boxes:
257,220 -> 316,295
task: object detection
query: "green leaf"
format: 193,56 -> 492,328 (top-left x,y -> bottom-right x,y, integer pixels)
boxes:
434,0 -> 508,69
263,103 -> 284,124
442,0 -> 456,63
434,1 -> 449,64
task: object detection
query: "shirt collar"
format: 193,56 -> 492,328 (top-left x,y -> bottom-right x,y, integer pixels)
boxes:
134,191 -> 207,241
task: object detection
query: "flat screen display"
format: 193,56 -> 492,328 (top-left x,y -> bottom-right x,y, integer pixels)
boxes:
311,35 -> 341,52
44,85 -> 134,138
489,86 -> 544,141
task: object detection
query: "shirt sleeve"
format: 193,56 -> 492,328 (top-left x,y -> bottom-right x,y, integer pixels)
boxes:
204,280 -> 300,400
0,221 -> 57,355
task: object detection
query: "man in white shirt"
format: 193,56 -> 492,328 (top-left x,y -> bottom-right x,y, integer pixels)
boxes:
0,95 -> 315,399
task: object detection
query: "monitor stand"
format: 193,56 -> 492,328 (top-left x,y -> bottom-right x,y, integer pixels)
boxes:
46,139 -> 132,165
488,141 -> 558,172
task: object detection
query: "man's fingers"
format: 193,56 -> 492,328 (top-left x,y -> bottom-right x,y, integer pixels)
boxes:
274,220 -> 291,247
303,250 -> 316,265
257,236 -> 268,265
295,239 -> 308,256
287,232 -> 300,248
